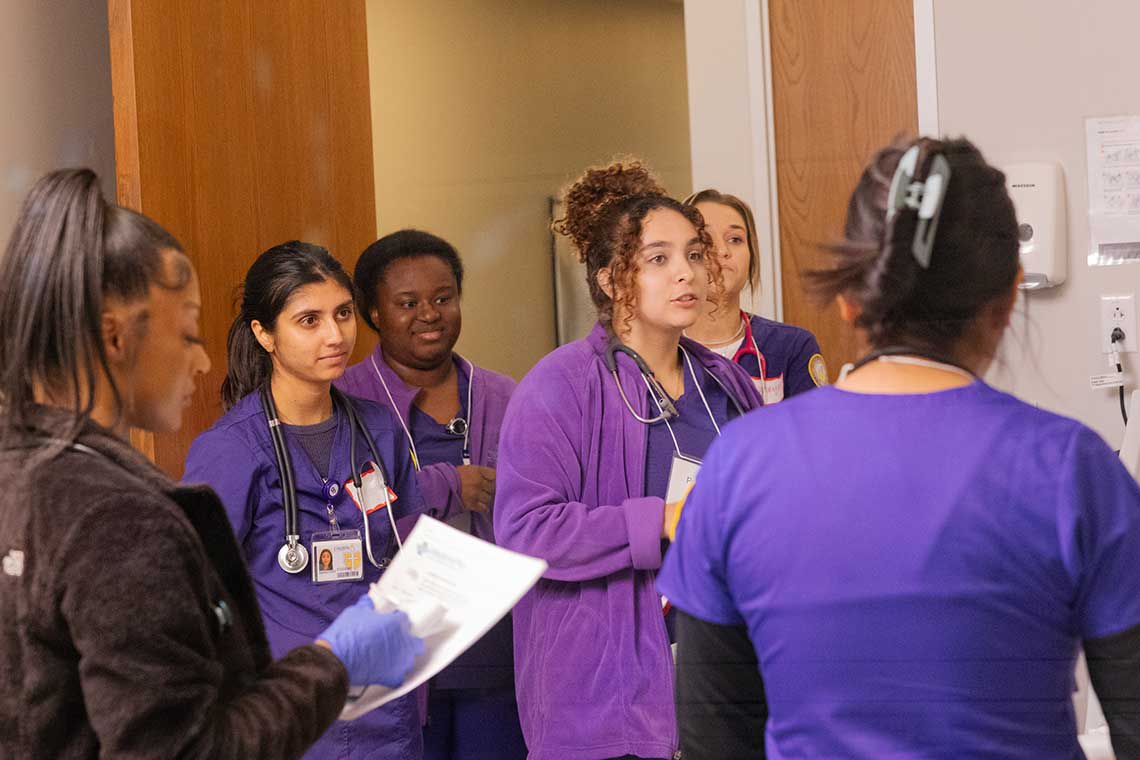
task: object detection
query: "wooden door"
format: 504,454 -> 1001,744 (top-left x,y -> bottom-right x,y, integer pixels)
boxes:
769,0 -> 918,371
108,0 -> 377,475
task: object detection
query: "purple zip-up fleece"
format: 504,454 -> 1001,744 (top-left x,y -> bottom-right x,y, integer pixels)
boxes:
494,323 -> 762,760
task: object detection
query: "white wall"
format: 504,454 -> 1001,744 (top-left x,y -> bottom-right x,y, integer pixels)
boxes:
683,0 -> 781,321
0,1 -> 116,244
367,0 -> 691,379
933,0 -> 1140,448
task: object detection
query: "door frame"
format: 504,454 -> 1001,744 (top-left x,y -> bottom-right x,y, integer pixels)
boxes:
683,0 -> 936,322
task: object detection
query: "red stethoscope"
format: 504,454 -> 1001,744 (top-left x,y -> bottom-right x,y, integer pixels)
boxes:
728,311 -> 770,383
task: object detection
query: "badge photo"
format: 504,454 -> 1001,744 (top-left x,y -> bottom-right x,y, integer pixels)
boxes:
311,531 -> 364,583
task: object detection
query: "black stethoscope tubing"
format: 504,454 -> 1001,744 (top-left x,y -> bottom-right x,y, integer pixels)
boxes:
261,385 -> 398,574
261,387 -> 299,541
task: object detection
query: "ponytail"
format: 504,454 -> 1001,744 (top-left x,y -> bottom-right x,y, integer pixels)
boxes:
221,314 -> 272,411
0,168 -> 183,446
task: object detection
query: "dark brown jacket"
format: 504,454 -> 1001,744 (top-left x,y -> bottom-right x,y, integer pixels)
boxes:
0,408 -> 349,758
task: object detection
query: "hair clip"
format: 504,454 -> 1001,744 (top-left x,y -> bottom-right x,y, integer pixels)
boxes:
886,144 -> 952,269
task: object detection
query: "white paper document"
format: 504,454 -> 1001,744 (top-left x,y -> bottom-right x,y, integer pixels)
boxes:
339,516 -> 547,721
1086,115 -> 1140,265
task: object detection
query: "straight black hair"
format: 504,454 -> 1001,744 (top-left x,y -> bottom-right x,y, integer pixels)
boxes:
0,168 -> 186,446
354,229 -> 464,332
221,241 -> 354,410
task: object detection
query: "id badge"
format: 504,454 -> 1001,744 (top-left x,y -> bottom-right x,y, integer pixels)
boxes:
665,452 -> 701,504
345,461 -> 398,516
311,530 -> 364,583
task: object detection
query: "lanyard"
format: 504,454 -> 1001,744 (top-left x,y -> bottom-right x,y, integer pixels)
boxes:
643,347 -> 721,457
370,354 -> 473,470
262,386 -> 401,574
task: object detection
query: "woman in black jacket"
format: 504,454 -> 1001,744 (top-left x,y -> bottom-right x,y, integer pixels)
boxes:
0,169 -> 423,759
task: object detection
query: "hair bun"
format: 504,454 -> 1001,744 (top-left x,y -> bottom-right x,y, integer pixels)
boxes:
554,159 -> 666,262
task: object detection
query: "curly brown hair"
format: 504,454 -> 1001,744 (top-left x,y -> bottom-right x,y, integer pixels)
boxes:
553,158 -> 721,337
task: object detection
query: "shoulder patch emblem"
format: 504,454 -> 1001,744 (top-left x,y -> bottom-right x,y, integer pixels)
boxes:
808,353 -> 829,386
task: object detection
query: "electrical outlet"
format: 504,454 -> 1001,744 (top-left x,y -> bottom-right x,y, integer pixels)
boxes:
1100,294 -> 1138,353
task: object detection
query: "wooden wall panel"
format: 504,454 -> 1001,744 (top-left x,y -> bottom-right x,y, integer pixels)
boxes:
109,0 -> 376,476
769,0 -> 918,371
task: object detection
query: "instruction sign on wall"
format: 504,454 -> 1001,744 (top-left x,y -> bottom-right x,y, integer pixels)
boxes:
1086,115 -> 1140,266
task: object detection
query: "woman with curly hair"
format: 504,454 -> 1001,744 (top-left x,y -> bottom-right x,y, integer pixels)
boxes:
493,160 -> 763,760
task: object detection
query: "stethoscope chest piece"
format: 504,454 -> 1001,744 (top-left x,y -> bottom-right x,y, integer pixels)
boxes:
444,417 -> 468,437
277,541 -> 309,574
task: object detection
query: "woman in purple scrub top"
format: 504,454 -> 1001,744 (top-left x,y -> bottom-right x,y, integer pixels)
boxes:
682,190 -> 827,403
493,160 -> 763,760
660,137 -> 1140,760
337,229 -> 526,760
184,242 -> 426,760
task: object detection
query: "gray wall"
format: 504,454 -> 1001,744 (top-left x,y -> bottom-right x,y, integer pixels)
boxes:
935,0 -> 1140,447
0,0 -> 116,245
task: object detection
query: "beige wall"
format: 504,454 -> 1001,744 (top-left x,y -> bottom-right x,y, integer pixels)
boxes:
366,0 -> 691,379
934,0 -> 1140,448
0,1 -> 115,244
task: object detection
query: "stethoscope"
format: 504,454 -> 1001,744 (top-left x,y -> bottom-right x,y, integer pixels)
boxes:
261,385 -> 403,574
729,312 -> 769,381
370,353 -> 474,470
604,339 -> 747,426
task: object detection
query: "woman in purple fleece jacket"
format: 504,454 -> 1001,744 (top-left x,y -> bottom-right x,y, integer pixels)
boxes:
493,161 -> 763,760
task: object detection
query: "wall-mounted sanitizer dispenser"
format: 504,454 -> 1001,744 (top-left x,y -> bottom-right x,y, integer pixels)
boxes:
1003,162 -> 1067,290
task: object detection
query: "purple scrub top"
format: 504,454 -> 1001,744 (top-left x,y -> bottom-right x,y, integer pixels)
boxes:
183,391 -> 425,760
660,382 -> 1140,759
736,313 -> 825,399
406,360 -> 469,471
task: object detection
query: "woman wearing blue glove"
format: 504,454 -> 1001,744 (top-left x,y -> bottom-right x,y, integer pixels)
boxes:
185,242 -> 429,759
0,169 -> 424,759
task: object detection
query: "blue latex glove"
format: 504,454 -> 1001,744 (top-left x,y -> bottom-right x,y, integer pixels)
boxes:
318,595 -> 425,687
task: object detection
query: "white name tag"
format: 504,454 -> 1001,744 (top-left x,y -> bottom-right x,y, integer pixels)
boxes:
666,453 -> 701,505
754,375 -> 785,405
345,461 -> 397,515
